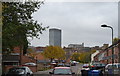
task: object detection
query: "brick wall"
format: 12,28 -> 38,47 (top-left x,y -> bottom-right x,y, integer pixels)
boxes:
21,55 -> 36,64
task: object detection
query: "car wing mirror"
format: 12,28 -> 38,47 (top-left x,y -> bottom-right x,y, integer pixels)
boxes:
72,72 -> 75,74
49,72 -> 53,74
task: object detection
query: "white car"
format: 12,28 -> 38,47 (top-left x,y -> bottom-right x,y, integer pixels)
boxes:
24,62 -> 36,66
3,66 -> 33,76
49,67 -> 75,76
105,63 -> 120,75
81,64 -> 90,70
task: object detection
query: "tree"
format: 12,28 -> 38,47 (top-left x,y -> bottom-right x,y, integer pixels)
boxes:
79,50 -> 96,63
27,48 -> 35,53
2,2 -> 48,54
79,52 -> 90,63
71,53 -> 81,62
42,46 -> 65,62
113,37 -> 119,44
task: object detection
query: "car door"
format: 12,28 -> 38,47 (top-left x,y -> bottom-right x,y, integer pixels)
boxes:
25,67 -> 32,76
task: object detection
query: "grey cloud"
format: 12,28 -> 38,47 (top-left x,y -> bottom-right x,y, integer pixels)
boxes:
31,2 -> 118,47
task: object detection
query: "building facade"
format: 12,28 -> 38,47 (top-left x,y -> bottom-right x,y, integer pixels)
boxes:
68,43 -> 91,52
91,50 -> 100,63
119,2 -> 120,38
49,28 -> 61,47
93,40 -> 120,64
68,43 -> 84,49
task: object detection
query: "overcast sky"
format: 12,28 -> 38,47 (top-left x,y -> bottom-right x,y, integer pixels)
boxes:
30,2 -> 118,47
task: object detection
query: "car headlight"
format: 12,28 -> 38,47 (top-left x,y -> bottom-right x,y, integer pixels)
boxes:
105,69 -> 108,72
19,71 -> 25,74
86,68 -> 90,70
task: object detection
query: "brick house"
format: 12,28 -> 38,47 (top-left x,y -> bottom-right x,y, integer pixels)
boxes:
35,47 -> 46,53
94,40 -> 120,64
2,46 -> 37,73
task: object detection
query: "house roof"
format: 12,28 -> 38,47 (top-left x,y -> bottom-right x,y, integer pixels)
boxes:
2,55 -> 19,62
37,60 -> 50,63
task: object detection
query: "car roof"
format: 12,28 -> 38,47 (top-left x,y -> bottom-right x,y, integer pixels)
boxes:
25,62 -> 35,64
107,63 -> 120,65
12,66 -> 29,69
83,64 -> 89,66
55,67 -> 70,69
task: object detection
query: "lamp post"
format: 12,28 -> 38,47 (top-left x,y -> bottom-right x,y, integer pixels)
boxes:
101,24 -> 114,67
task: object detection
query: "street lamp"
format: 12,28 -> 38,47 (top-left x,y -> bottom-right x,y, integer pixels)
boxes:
101,24 -> 114,66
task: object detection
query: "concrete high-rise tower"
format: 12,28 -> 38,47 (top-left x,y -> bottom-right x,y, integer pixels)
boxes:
119,2 -> 120,39
49,28 -> 61,47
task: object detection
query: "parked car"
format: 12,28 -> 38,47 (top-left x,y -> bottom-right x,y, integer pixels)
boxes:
90,63 -> 106,71
50,62 -> 57,67
24,62 -> 36,66
65,63 -> 71,67
2,66 -> 33,76
57,63 -> 65,67
72,61 -> 79,64
81,64 -> 90,76
71,63 -> 76,66
49,67 -> 75,76
70,61 -> 77,66
70,61 -> 78,66
81,64 -> 90,70
104,63 -> 120,75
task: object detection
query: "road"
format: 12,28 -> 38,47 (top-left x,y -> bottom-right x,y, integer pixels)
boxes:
33,63 -> 83,76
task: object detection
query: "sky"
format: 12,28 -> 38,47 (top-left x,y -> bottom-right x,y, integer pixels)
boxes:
30,1 -> 118,47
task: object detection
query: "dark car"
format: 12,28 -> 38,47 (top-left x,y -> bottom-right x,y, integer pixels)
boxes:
81,64 -> 90,76
89,64 -> 105,76
3,66 -> 33,76
49,67 -> 75,76
90,63 -> 106,74
70,62 -> 76,66
65,63 -> 71,67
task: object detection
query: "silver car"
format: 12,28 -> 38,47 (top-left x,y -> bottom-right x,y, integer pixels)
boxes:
49,67 -> 75,76
105,63 -> 120,75
3,66 -> 33,76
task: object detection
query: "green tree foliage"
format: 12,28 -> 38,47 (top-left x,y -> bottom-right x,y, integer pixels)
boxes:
113,37 -> 119,44
27,48 -> 35,53
79,52 -> 91,63
42,46 -> 65,62
71,50 -> 96,63
2,2 -> 47,54
71,53 -> 81,62
79,50 -> 96,63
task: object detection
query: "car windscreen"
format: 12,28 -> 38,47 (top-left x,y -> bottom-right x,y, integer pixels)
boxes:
58,63 -> 64,65
106,65 -> 117,69
118,65 -> 120,68
54,69 -> 72,75
83,66 -> 89,68
8,68 -> 25,74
